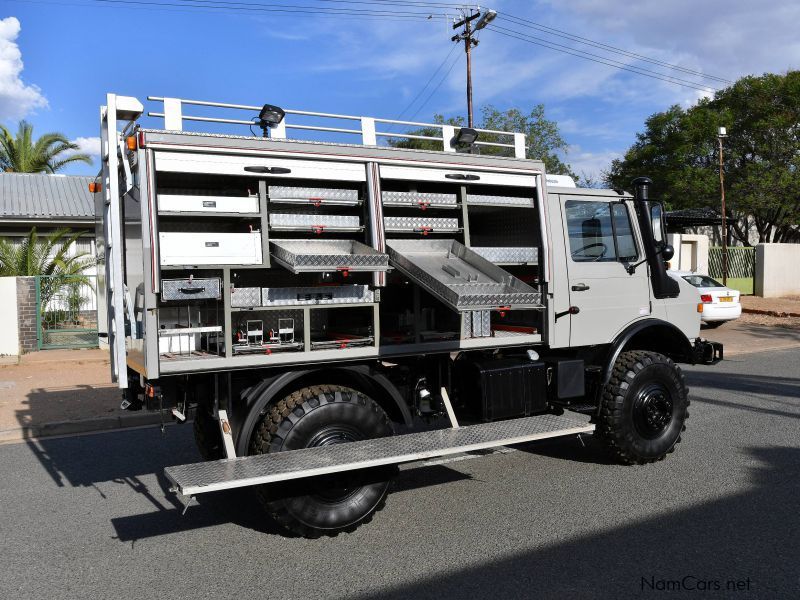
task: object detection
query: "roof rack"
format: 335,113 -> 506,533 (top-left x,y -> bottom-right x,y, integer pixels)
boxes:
147,96 -> 527,158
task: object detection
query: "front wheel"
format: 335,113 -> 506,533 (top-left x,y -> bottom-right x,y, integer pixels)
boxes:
249,385 -> 395,538
597,351 -> 689,465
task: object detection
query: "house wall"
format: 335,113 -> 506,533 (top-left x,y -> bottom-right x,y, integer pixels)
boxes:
16,277 -> 38,352
667,234 -> 709,275
755,244 -> 800,298
0,278 -> 20,356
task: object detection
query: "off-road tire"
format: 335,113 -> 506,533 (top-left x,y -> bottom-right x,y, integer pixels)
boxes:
597,350 -> 689,465
249,385 -> 395,538
193,407 -> 224,461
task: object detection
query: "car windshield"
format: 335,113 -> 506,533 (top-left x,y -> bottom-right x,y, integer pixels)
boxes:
682,275 -> 725,288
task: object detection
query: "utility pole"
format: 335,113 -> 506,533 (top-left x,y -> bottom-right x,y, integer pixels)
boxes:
452,9 -> 496,128
718,126 -> 728,285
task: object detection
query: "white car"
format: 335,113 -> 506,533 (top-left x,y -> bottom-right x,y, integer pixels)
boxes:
670,271 -> 742,328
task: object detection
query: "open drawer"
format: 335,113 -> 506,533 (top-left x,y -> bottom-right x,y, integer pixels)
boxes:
270,239 -> 389,273
159,231 -> 263,266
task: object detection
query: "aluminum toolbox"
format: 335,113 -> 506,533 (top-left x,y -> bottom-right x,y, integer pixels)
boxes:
466,194 -> 534,208
230,286 -> 262,307
382,191 -> 458,209
162,277 -> 222,300
383,216 -> 460,233
471,246 -> 538,265
159,231 -> 263,266
270,239 -> 389,273
267,186 -> 360,206
269,213 -> 362,233
386,239 -> 542,312
262,285 -> 374,306
158,194 -> 259,214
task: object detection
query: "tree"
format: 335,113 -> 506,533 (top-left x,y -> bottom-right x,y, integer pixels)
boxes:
389,104 -> 577,178
0,228 -> 94,307
606,71 -> 800,244
0,121 -> 92,173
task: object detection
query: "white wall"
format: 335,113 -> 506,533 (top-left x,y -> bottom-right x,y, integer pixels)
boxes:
755,243 -> 800,297
667,234 -> 709,274
0,277 -> 20,356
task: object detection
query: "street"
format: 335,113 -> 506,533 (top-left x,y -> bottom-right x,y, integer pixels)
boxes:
1,348 -> 798,600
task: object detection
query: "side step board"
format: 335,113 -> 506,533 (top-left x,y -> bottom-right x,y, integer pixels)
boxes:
165,413 -> 594,498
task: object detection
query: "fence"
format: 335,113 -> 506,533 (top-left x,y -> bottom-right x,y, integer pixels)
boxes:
35,275 -> 99,350
708,247 -> 755,294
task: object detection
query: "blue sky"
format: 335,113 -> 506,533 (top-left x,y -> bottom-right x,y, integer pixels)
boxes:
2,1 -> 799,180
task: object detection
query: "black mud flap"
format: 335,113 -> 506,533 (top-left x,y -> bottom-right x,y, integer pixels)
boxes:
693,340 -> 723,365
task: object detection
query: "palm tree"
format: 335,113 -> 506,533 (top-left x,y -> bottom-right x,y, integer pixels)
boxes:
0,228 -> 95,307
0,120 -> 92,173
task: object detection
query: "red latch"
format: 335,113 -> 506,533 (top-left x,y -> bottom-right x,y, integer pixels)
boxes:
312,225 -> 325,235
337,267 -> 350,278
415,227 -> 433,236
339,342 -> 349,349
495,305 -> 511,318
417,201 -> 430,211
309,197 -> 323,207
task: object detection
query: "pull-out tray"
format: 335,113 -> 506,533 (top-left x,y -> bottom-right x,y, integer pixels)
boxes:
386,239 -> 542,312
471,246 -> 538,265
384,216 -> 460,233
467,194 -> 534,208
268,186 -> 361,206
382,191 -> 458,209
270,239 -> 389,273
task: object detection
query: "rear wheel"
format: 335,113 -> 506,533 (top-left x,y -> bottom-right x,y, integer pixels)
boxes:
249,385 -> 395,538
597,351 -> 689,465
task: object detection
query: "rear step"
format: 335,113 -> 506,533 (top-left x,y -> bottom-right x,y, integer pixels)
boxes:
165,413 -> 593,499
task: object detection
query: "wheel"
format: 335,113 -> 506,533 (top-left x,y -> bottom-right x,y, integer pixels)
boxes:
193,406 -> 224,461
249,385 -> 395,538
703,321 -> 725,329
597,350 -> 689,465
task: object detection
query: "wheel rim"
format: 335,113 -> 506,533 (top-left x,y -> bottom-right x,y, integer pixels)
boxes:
632,383 -> 674,439
306,425 -> 364,503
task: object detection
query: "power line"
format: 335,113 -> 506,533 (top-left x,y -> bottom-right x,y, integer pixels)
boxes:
408,50 -> 462,121
497,11 -> 732,85
487,24 -> 717,94
394,43 -> 458,122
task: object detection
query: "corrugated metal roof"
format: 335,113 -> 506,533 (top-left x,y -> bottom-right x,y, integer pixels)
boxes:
0,173 -> 95,220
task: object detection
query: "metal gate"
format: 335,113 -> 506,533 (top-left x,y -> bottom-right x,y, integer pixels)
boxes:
35,275 -> 99,350
709,247 -> 755,295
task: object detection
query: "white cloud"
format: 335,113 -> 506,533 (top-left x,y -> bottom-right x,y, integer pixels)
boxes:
71,136 -> 101,157
0,17 -> 47,121
564,145 -> 622,181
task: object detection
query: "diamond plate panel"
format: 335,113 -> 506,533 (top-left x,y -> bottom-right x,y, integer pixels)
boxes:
383,216 -> 459,232
230,287 -> 261,307
268,186 -> 359,205
161,278 -> 222,300
165,413 -> 594,495
382,190 -> 457,207
269,213 -> 361,230
471,247 -> 538,264
467,194 -> 534,207
270,239 -> 389,271
262,285 -> 374,306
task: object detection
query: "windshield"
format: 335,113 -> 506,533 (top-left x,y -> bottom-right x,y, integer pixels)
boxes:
682,275 -> 724,288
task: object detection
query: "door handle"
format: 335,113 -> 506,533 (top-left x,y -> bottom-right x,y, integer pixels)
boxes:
571,283 -> 590,291
244,166 -> 291,174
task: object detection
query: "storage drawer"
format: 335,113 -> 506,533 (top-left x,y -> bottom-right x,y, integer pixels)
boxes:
380,165 -> 537,188
268,186 -> 360,206
162,278 -> 222,300
158,194 -> 259,214
159,232 -> 263,266
262,285 -> 374,306
155,152 -> 366,182
384,216 -> 459,233
269,213 -> 362,233
230,286 -> 262,307
382,190 -> 458,209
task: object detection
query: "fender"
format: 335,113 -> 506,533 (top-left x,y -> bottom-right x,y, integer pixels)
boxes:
602,318 -> 694,384
234,364 -> 413,456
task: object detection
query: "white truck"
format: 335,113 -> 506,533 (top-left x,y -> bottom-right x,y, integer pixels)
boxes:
96,94 -> 722,538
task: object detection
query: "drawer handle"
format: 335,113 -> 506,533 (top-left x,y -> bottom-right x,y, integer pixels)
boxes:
202,200 -> 217,208
445,173 -> 480,181
244,166 -> 292,175
205,241 -> 220,247
179,287 -> 206,294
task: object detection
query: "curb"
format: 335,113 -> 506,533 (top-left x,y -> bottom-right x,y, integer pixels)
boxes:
0,412 -> 165,444
743,307 -> 800,318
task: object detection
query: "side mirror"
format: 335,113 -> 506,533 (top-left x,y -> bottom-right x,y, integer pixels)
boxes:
661,244 -> 674,261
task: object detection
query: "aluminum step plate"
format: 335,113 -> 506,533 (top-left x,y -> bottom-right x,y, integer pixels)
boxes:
165,413 -> 593,496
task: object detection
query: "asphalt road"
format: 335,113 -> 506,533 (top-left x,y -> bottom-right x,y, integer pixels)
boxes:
1,349 -> 798,599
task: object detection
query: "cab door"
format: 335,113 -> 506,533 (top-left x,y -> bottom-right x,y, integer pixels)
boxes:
560,195 -> 651,347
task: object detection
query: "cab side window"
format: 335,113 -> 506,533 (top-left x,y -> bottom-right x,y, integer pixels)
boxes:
566,200 -> 639,263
